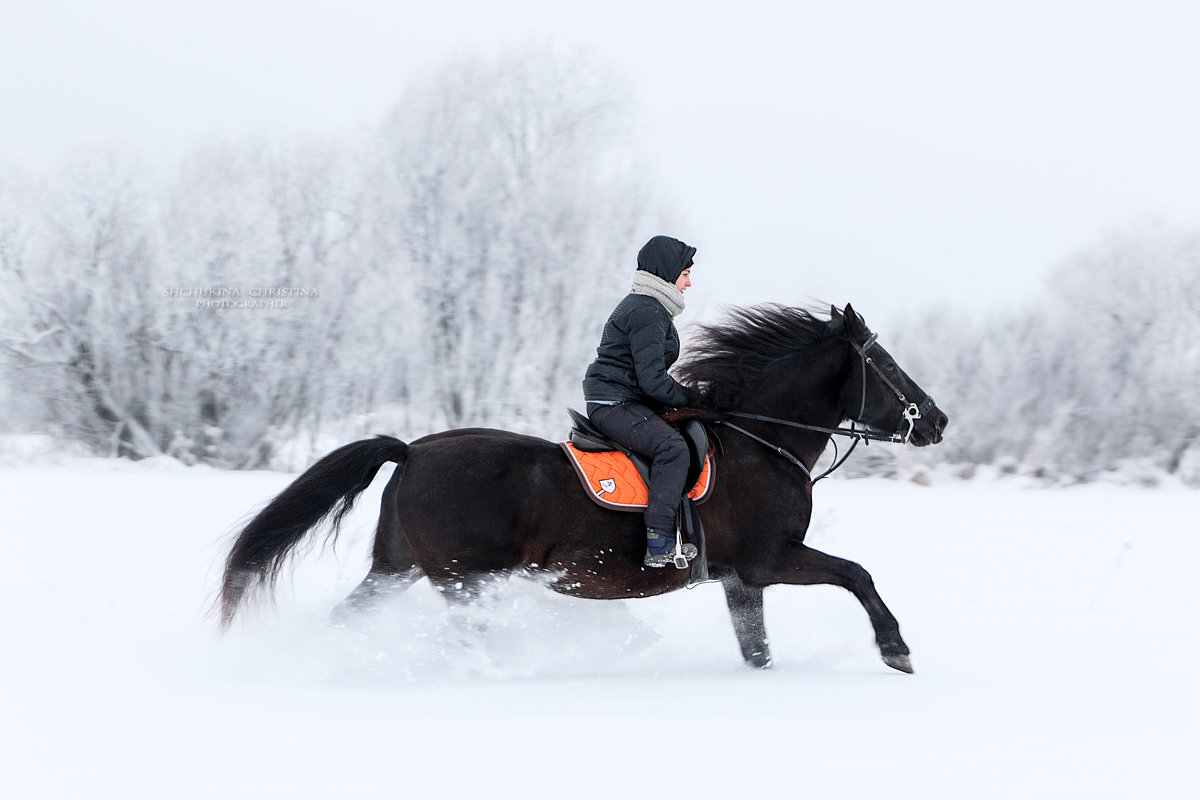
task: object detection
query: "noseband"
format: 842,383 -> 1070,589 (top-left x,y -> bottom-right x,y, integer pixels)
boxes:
717,332 -> 936,483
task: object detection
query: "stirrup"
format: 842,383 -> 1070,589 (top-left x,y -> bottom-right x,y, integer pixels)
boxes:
645,529 -> 697,570
644,547 -> 697,569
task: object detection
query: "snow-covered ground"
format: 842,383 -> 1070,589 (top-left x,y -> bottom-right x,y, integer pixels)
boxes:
1,451 -> 1194,798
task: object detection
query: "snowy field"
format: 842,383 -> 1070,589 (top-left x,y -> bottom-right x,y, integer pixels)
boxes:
1,450 -> 1195,799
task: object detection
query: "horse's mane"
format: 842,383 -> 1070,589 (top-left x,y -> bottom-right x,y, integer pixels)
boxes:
675,304 -> 843,410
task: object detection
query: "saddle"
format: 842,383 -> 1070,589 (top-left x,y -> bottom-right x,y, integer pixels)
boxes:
561,408 -> 714,585
560,408 -> 714,511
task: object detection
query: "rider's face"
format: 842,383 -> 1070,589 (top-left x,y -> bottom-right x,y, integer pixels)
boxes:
675,267 -> 692,293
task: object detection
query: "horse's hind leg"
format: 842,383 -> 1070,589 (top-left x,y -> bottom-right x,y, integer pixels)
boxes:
769,544 -> 912,673
331,566 -> 423,621
427,573 -> 497,632
720,572 -> 772,669
331,468 -> 423,621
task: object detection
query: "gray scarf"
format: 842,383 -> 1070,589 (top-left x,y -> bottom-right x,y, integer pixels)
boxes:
631,270 -> 685,317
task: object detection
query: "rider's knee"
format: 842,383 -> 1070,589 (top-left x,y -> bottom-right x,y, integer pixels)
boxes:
653,431 -> 688,463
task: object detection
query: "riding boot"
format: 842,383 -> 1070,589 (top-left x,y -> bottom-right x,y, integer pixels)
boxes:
644,527 -> 697,569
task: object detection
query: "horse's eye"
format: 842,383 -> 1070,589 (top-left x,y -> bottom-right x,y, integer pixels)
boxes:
884,363 -> 896,373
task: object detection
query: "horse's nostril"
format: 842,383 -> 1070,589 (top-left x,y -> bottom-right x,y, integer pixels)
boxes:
936,414 -> 948,432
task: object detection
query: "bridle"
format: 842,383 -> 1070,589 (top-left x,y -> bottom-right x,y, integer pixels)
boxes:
715,332 -> 937,483
850,333 -> 938,445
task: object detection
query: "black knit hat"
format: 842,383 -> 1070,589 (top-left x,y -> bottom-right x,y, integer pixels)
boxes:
637,235 -> 696,284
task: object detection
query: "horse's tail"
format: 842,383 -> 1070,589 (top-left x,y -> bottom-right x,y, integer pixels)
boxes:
219,435 -> 409,629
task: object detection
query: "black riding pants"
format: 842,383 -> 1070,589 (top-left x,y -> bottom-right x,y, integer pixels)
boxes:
587,401 -> 688,533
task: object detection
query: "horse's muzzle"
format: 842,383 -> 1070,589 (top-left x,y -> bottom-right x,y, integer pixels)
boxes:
912,409 -> 948,446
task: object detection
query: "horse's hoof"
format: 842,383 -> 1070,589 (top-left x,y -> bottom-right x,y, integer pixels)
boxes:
882,653 -> 914,674
744,650 -> 772,669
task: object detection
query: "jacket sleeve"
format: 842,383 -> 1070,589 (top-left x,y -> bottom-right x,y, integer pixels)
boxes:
626,305 -> 692,407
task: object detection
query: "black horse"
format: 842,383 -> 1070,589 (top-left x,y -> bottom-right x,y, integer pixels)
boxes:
220,304 -> 947,672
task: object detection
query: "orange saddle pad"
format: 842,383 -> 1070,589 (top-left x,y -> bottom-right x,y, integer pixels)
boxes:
560,442 -> 714,511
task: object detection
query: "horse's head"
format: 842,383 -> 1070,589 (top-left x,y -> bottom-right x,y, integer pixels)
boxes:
832,304 -> 948,446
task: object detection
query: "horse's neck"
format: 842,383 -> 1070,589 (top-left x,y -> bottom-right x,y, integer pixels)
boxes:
734,348 -> 849,464
747,345 -> 847,423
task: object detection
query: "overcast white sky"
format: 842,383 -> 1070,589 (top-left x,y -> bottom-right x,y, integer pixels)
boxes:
3,0 -> 1199,327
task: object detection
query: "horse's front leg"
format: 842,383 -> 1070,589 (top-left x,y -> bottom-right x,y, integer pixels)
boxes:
767,544 -> 913,674
719,572 -> 772,668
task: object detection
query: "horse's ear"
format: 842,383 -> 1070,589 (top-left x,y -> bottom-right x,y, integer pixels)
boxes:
830,304 -> 842,321
842,303 -> 864,334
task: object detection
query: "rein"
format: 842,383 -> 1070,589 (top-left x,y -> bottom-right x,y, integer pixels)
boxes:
714,333 -> 936,484
716,417 -> 865,483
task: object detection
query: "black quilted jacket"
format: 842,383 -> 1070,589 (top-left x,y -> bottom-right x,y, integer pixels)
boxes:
582,293 -> 691,409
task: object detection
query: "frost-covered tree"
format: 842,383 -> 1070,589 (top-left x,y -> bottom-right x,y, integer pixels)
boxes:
1,145 -> 374,465
0,46 -> 662,465
0,152 -> 166,457
889,224 -> 1200,482
369,47 -> 658,433
151,141 -> 375,465
1047,228 -> 1200,473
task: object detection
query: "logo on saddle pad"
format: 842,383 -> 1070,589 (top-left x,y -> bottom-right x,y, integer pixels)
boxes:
560,442 -> 714,511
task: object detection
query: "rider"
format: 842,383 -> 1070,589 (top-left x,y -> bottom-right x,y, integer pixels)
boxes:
583,235 -> 700,569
